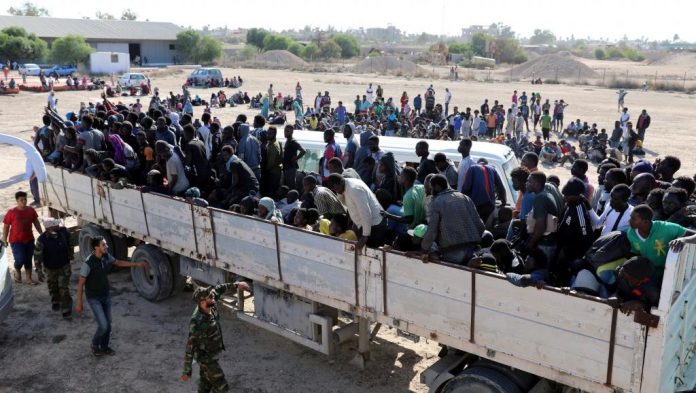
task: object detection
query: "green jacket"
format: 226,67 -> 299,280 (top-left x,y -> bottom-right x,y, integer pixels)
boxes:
183,283 -> 234,375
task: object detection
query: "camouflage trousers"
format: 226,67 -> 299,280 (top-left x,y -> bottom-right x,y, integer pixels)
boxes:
198,359 -> 229,393
46,265 -> 72,313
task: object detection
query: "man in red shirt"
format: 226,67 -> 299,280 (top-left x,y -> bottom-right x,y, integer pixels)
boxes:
2,191 -> 43,284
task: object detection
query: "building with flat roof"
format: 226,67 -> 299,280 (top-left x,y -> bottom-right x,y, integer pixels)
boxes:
0,15 -> 182,64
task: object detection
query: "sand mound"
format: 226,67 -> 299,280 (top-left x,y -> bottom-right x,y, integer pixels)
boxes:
510,53 -> 599,80
247,50 -> 308,69
649,52 -> 696,69
352,56 -> 427,76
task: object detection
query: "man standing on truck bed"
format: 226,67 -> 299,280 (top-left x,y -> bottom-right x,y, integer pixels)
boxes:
181,281 -> 250,392
75,236 -> 148,356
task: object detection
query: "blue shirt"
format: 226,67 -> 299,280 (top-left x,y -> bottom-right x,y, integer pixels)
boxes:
386,204 -> 408,235
520,191 -> 536,221
336,105 -> 346,121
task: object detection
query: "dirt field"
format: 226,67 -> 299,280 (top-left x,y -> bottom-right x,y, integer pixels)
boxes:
1,66 -> 695,392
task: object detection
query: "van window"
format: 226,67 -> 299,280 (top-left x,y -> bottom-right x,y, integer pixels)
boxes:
298,147 -> 321,174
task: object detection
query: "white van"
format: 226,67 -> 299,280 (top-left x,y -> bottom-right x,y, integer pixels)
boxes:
281,130 -> 519,203
118,72 -> 148,87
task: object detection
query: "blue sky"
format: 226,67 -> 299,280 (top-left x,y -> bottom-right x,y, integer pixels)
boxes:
6,0 -> 695,41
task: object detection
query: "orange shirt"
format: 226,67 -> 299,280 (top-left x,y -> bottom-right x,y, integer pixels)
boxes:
487,114 -> 497,128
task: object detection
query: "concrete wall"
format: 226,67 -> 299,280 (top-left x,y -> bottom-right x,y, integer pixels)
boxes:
140,41 -> 176,64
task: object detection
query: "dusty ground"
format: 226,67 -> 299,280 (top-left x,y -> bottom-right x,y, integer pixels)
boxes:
1,65 -> 695,392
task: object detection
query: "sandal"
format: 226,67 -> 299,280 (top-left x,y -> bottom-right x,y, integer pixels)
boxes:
14,273 -> 21,284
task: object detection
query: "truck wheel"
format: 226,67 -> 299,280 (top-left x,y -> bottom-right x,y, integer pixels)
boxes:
131,245 -> 173,301
78,224 -> 113,261
441,367 -> 522,393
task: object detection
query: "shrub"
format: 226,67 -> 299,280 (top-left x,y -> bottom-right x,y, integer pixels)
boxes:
49,35 -> 93,65
594,48 -> 606,60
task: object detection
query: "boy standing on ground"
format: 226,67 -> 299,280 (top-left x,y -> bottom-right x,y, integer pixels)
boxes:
2,191 -> 42,284
75,236 -> 147,356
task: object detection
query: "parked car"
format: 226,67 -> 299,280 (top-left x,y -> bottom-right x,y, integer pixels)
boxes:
187,68 -> 223,87
43,65 -> 77,78
0,244 -> 14,322
118,72 -> 148,87
18,63 -> 41,76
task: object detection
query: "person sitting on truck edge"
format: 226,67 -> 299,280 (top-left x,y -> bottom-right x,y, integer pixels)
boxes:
626,204 -> 696,284
420,175 -> 484,265
181,281 -> 250,392
327,174 -> 386,251
505,248 -> 548,289
34,218 -> 73,318
607,256 -> 660,315
75,236 -> 148,356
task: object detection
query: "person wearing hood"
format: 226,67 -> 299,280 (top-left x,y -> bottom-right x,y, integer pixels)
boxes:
377,153 -> 401,202
342,123 -> 360,169
353,130 -> 373,182
258,197 -> 283,223
236,123 -> 262,180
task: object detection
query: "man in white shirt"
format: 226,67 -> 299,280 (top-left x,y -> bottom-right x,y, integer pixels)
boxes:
156,143 -> 190,196
591,184 -> 633,236
366,83 -> 374,104
444,88 -> 452,117
456,138 -> 475,193
327,174 -> 385,251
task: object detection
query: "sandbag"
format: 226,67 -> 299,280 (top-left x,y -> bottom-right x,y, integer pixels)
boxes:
585,231 -> 631,269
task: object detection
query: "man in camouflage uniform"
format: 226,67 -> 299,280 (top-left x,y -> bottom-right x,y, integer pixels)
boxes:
181,281 -> 249,393
34,218 -> 73,319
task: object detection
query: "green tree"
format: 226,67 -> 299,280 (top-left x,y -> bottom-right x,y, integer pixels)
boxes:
246,28 -> 269,50
176,30 -> 200,62
7,2 -> 49,16
288,42 -> 303,57
175,30 -> 222,63
319,39 -> 341,59
236,44 -> 257,61
120,9 -> 137,20
330,33 -> 360,58
529,29 -> 556,45
95,11 -> 115,20
471,33 -> 490,57
302,42 -> 319,61
49,35 -> 93,65
262,34 -> 292,51
0,27 -> 47,61
448,42 -> 473,56
493,37 -> 527,64
594,48 -> 606,60
196,36 -> 222,64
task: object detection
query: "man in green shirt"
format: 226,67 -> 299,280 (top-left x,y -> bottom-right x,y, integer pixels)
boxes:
75,236 -> 147,356
627,205 -> 695,282
381,167 -> 425,230
540,110 -> 552,142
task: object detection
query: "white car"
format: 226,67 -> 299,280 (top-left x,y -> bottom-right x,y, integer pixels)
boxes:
19,63 -> 41,76
0,244 -> 14,322
118,72 -> 148,87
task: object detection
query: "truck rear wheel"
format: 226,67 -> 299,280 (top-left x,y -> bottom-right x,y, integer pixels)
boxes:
78,224 -> 113,261
131,245 -> 173,301
441,367 -> 522,393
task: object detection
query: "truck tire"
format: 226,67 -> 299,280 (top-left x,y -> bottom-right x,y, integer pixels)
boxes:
131,245 -> 173,301
441,367 -> 523,393
78,224 -> 113,261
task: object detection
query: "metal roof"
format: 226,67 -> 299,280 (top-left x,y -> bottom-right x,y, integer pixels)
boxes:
0,15 -> 181,41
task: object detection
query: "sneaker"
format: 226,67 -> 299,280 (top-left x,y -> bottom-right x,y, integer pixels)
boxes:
102,347 -> 116,356
51,304 -> 60,312
91,346 -> 103,357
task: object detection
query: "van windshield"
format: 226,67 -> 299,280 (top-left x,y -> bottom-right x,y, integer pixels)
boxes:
502,156 -> 519,202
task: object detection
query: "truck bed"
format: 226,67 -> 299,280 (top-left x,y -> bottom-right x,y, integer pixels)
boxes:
43,166 -> 694,392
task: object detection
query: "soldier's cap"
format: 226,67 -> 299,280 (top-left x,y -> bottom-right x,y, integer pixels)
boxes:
192,287 -> 212,303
